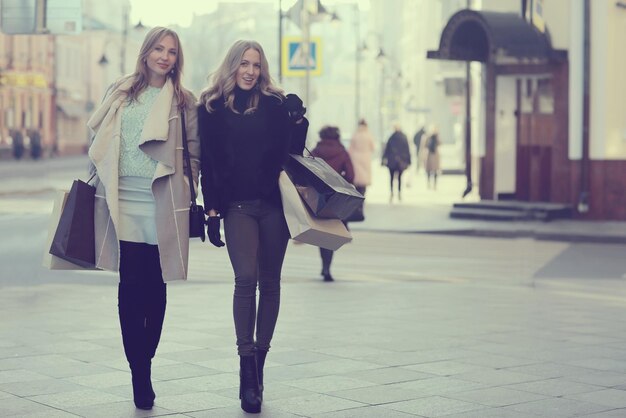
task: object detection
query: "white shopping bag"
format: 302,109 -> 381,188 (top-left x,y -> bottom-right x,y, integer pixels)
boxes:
42,190 -> 89,270
279,171 -> 352,251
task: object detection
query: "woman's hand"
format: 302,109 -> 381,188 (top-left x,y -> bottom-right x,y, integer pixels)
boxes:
284,94 -> 306,121
206,216 -> 225,247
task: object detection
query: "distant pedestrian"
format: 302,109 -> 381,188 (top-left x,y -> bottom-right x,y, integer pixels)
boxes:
425,127 -> 442,190
413,126 -> 425,172
28,129 -> 42,160
382,124 -> 411,202
11,129 -> 24,160
348,118 -> 376,196
311,125 -> 354,282
86,27 -> 199,411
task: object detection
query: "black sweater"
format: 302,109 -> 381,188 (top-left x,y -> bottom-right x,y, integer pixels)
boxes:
198,89 -> 308,215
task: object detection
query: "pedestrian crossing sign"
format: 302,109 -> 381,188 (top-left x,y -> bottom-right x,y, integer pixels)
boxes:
282,36 -> 322,77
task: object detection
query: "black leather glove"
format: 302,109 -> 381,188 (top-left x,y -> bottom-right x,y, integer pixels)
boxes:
206,216 -> 225,247
284,93 -> 306,121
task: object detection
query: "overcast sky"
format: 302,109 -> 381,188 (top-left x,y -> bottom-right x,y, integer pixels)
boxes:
129,0 -> 370,28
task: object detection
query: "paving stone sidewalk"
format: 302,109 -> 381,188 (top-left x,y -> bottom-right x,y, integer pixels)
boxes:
2,156 -> 626,417
2,229 -> 626,417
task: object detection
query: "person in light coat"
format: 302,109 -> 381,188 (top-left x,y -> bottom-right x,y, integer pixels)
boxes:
424,126 -> 442,190
348,118 -> 376,196
87,27 -> 199,410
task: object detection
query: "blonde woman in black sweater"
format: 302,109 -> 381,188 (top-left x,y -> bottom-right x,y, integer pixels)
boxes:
197,40 -> 308,414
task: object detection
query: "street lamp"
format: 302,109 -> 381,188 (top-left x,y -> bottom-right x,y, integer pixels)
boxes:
98,54 -> 109,66
96,17 -> 147,111
98,17 -> 147,77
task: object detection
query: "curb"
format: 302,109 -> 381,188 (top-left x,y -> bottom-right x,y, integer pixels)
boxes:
351,227 -> 626,245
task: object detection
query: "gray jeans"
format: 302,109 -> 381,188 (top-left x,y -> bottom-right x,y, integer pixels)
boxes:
224,199 -> 290,356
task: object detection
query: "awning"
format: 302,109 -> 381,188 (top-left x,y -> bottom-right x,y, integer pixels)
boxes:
427,10 -> 567,64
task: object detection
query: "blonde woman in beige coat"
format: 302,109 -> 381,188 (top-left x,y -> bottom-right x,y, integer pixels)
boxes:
87,27 -> 199,410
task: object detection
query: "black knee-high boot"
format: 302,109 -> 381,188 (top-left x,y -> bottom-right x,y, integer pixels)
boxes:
255,348 -> 268,401
239,355 -> 261,413
145,283 -> 166,360
118,283 -> 155,410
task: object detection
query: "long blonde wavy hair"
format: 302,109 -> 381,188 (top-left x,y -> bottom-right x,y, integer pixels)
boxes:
114,27 -> 188,109
199,40 -> 284,114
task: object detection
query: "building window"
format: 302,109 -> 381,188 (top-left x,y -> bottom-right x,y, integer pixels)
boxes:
444,77 -> 464,96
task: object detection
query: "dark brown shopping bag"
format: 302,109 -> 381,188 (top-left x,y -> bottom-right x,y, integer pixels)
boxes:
283,154 -> 364,220
49,179 -> 96,268
43,190 -> 88,269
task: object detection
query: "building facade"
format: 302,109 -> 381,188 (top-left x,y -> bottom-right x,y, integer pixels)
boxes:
0,33 -> 55,158
0,0 -> 139,158
426,0 -> 626,219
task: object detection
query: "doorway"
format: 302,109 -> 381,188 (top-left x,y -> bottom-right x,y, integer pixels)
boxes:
515,77 -> 555,202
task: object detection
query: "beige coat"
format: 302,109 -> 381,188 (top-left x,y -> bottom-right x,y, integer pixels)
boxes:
348,126 -> 376,187
87,78 -> 200,281
424,134 -> 441,174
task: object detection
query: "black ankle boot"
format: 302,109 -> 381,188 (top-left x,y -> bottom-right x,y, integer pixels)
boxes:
130,360 -> 155,410
239,355 -> 261,413
255,348 -> 268,400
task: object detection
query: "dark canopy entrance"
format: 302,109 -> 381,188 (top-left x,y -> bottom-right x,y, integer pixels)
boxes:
427,10 -> 566,64
427,9 -> 568,207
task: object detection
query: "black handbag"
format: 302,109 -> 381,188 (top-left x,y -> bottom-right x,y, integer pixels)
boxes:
49,176 -> 97,268
283,153 -> 364,220
181,111 -> 206,241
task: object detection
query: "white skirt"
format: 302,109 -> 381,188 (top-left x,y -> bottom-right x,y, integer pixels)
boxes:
118,176 -> 158,245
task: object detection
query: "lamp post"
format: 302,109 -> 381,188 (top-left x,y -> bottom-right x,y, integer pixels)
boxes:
377,47 -> 387,148
462,0 -> 473,198
278,0 -> 284,83
301,0 -> 334,112
354,4 -> 361,125
278,0 -> 334,111
301,3 -> 312,110
358,31 -> 388,149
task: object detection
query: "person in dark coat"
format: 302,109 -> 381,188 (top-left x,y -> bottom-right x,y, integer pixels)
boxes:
413,126 -> 425,172
311,125 -> 354,282
198,40 -> 308,413
382,124 -> 411,202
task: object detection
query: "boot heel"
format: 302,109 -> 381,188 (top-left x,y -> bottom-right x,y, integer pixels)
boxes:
239,355 -> 261,413
255,348 -> 268,401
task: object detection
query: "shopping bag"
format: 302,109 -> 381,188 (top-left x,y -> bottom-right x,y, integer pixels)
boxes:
279,171 -> 352,251
344,201 -> 365,223
43,190 -> 84,269
49,179 -> 96,268
284,154 -> 364,220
